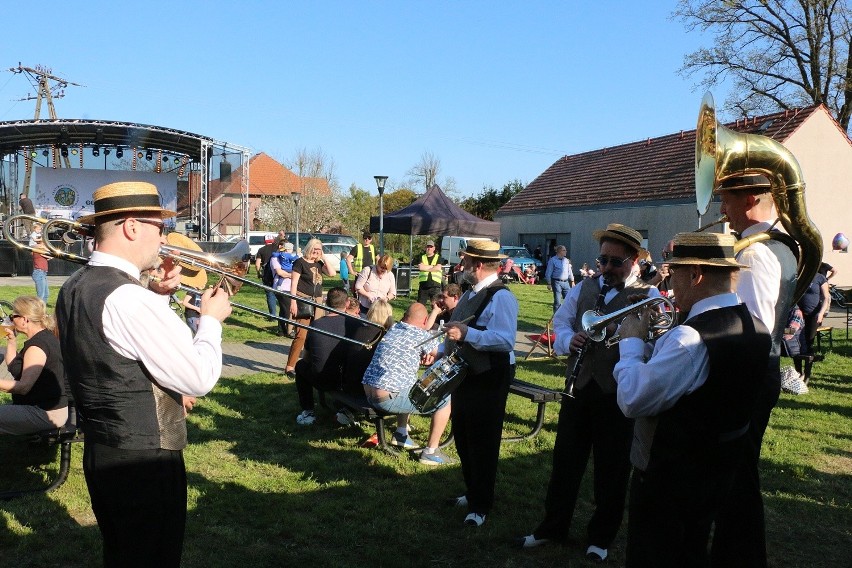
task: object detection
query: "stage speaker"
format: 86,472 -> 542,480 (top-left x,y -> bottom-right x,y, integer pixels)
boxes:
395,266 -> 411,296
219,160 -> 231,182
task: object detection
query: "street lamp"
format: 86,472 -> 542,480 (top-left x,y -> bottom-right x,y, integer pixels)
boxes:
374,175 -> 388,257
291,191 -> 301,255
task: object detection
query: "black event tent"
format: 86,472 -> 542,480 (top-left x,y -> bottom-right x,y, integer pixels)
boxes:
369,184 -> 500,238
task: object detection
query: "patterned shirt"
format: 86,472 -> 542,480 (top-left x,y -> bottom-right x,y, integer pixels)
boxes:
362,321 -> 438,393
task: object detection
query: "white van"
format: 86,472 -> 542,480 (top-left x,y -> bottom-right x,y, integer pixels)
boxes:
440,236 -> 494,265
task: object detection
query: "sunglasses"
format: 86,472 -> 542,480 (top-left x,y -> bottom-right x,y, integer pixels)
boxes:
10,314 -> 23,320
595,255 -> 632,268
116,218 -> 166,236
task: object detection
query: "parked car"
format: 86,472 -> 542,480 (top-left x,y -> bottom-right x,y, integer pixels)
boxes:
321,243 -> 354,276
500,245 -> 543,277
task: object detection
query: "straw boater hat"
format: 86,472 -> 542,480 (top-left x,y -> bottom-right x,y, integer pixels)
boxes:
665,232 -> 747,268
462,239 -> 507,260
78,181 -> 176,224
713,174 -> 772,194
591,223 -> 647,256
165,233 -> 209,289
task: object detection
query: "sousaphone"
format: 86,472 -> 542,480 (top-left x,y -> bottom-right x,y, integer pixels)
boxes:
695,92 -> 823,302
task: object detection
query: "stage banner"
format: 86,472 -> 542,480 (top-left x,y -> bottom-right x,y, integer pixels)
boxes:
33,168 -> 178,226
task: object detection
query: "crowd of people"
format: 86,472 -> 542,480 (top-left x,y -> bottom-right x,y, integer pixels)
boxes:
0,173 -> 837,566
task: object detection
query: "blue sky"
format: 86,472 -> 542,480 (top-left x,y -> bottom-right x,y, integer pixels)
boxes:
0,1 -> 726,197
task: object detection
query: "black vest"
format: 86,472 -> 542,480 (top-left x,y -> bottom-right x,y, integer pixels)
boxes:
638,304 -> 770,474
56,266 -> 187,450
444,280 -> 512,376
570,278 -> 653,394
761,235 -> 798,359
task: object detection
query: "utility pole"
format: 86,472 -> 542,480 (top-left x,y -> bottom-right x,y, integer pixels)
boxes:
9,63 -> 83,195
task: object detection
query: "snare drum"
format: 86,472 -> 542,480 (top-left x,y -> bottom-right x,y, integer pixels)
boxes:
408,349 -> 468,413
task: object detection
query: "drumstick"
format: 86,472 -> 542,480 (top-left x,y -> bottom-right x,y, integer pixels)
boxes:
413,315 -> 475,349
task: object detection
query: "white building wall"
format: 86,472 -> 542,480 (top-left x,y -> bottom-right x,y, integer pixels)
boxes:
496,199 -> 723,269
783,107 -> 852,287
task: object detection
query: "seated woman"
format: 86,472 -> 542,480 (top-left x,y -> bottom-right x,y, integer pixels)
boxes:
0,296 -> 68,434
342,299 -> 394,396
523,264 -> 538,285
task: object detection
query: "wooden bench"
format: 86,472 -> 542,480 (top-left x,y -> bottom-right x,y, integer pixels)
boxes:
815,326 -> 833,353
0,411 -> 83,500
504,379 -> 562,442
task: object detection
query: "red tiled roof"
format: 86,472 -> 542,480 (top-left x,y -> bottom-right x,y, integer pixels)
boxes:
499,105 -> 826,214
208,152 -> 330,200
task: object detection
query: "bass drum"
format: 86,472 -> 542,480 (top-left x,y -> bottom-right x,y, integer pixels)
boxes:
408,350 -> 468,413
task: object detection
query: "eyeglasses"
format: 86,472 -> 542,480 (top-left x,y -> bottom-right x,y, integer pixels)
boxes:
10,314 -> 23,320
116,217 -> 166,236
426,245 -> 435,248
595,255 -> 632,268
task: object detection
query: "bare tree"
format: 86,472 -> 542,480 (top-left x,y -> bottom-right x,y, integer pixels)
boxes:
284,147 -> 340,192
675,0 -> 852,130
406,151 -> 442,190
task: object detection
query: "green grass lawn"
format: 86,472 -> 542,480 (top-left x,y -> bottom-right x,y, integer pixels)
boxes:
0,282 -> 849,567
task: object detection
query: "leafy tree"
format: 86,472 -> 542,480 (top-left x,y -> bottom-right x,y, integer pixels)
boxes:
675,0 -> 852,130
459,179 -> 525,221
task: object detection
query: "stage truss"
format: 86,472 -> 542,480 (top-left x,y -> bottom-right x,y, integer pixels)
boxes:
0,119 -> 250,241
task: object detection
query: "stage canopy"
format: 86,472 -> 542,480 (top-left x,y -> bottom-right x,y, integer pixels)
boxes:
370,184 -> 500,239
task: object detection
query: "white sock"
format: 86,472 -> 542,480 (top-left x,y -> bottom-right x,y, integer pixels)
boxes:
421,447 -> 436,455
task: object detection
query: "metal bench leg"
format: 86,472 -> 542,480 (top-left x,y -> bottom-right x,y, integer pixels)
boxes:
0,440 -> 73,500
502,402 -> 547,442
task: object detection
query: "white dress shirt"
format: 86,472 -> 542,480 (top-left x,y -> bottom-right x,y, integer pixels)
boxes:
735,221 -> 781,334
88,251 -> 224,397
544,256 -> 574,282
612,292 -> 740,418
552,274 -> 661,356
439,272 -> 518,364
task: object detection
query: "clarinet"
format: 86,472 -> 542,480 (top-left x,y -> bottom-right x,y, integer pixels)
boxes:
561,341 -> 589,398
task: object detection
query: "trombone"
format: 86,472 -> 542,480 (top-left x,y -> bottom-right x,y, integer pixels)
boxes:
2,215 -> 383,348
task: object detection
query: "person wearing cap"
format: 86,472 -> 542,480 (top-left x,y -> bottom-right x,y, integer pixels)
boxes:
255,233 -> 280,321
415,239 -> 448,305
28,222 -> 50,304
544,244 -> 575,311
430,239 -> 517,528
55,181 -> 232,568
711,174 -> 797,567
516,223 -> 660,563
612,232 -> 771,567
346,232 -> 375,293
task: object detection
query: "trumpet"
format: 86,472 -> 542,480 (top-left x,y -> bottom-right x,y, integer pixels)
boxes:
2,215 -> 383,348
563,296 -> 676,398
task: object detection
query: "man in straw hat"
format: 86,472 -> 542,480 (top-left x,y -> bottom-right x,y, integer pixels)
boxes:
712,174 -> 797,567
612,232 -> 771,567
429,239 -> 517,527
56,181 -> 232,567
516,223 -> 659,563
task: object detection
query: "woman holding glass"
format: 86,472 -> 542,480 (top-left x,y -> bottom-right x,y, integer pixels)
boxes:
0,296 -> 67,434
285,239 -> 332,376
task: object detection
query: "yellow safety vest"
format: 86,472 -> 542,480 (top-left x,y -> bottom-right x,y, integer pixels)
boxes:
353,243 -> 375,273
419,254 -> 441,283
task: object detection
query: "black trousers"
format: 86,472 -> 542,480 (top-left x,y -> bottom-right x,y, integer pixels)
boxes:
451,362 -> 513,515
627,439 -> 745,568
710,357 -> 781,568
534,380 -> 633,548
83,441 -> 187,568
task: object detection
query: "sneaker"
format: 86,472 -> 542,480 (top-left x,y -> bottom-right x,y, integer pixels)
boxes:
586,545 -> 608,562
389,431 -> 417,449
336,408 -> 356,426
418,449 -> 455,466
447,495 -> 468,507
464,512 -> 486,527
285,368 -> 296,379
513,534 -> 550,549
296,410 -> 316,425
